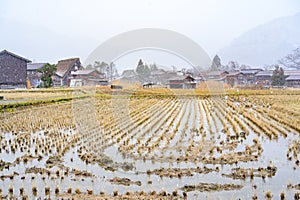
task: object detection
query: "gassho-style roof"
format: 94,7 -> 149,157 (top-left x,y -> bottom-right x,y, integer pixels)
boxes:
56,58 -> 80,77
0,50 -> 31,63
27,63 -> 46,70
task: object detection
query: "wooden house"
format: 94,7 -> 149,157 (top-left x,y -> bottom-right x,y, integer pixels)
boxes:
201,71 -> 228,81
0,50 -> 31,89
168,75 -> 196,89
69,69 -> 108,87
52,58 -> 83,87
222,69 -> 262,87
286,75 -> 300,87
285,70 -> 300,87
27,63 -> 46,88
255,70 -> 273,86
225,71 -> 245,87
239,69 -> 263,85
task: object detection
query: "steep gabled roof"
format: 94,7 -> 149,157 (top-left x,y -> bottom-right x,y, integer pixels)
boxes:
56,58 -> 80,77
0,50 -> 31,63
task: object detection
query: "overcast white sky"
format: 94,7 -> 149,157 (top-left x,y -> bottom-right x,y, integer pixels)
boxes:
1,0 -> 300,69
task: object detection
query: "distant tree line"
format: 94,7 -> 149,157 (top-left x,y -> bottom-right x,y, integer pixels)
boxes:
210,55 -> 252,71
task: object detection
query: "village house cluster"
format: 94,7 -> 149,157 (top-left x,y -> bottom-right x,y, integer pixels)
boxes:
1,50 -> 300,89
116,66 -> 300,89
0,50 -> 108,89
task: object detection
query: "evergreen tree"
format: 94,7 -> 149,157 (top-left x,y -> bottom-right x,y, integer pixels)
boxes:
210,55 -> 221,71
136,59 -> 150,78
37,63 -> 57,88
279,67 -> 285,85
271,65 -> 285,86
138,59 -> 143,67
149,63 -> 158,71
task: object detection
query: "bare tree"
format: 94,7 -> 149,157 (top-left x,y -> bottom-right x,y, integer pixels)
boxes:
226,61 -> 239,71
278,48 -> 300,69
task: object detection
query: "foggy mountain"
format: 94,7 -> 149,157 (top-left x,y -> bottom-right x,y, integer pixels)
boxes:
218,12 -> 300,67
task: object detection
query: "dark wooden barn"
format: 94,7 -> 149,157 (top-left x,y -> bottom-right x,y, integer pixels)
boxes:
0,50 -> 31,89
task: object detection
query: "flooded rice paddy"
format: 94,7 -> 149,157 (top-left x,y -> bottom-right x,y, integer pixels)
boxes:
0,93 -> 300,199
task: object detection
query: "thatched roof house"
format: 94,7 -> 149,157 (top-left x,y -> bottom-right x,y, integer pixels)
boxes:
52,58 -> 82,86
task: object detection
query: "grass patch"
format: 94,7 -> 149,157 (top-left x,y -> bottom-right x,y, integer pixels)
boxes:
0,95 -> 89,112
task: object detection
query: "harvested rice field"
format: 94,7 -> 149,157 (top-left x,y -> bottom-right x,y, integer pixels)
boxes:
0,88 -> 300,199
